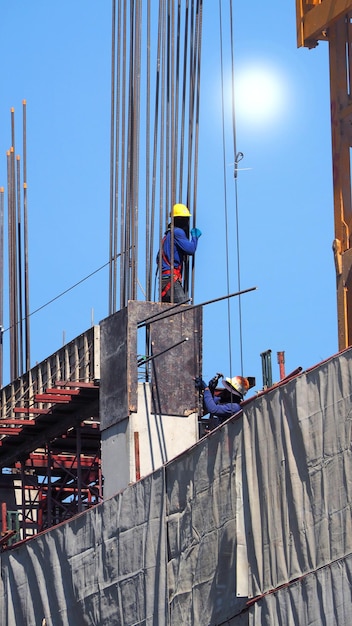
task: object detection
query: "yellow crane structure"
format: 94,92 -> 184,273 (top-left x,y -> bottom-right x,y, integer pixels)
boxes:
296,1 -> 352,350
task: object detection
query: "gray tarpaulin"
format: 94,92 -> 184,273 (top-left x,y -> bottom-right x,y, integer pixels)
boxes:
1,349 -> 352,624
1,469 -> 167,626
242,349 -> 352,598
167,420 -> 249,624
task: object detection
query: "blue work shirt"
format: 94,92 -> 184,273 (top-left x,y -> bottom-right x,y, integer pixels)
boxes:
203,388 -> 242,420
161,227 -> 198,273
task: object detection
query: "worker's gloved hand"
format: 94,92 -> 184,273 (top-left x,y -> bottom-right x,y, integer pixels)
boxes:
191,227 -> 202,239
194,376 -> 207,391
208,374 -> 221,393
208,376 -> 219,393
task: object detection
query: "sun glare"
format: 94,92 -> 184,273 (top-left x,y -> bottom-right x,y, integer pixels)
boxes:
233,62 -> 289,129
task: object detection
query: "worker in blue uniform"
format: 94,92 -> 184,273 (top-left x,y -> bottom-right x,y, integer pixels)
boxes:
158,203 -> 202,303
195,374 -> 250,431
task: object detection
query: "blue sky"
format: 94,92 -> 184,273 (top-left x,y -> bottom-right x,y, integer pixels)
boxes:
0,2 -> 336,393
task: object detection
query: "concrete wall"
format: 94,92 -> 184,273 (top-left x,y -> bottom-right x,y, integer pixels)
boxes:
102,383 -> 199,498
100,301 -> 202,497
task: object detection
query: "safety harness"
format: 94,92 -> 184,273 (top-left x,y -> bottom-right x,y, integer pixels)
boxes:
160,231 -> 182,298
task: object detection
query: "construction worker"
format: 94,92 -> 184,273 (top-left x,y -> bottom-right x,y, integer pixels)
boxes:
194,374 -> 250,431
158,203 -> 202,303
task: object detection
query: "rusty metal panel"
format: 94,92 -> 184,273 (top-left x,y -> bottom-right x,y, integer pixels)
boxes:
100,308 -> 129,430
124,300 -> 202,416
100,301 -> 202,427
148,305 -> 202,416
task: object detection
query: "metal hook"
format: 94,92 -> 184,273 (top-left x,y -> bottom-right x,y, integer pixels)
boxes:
234,152 -> 244,178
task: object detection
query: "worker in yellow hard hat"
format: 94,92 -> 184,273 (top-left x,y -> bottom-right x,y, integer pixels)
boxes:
194,373 -> 255,431
157,202 -> 202,303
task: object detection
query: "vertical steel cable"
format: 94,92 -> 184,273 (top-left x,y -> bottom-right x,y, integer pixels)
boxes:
11,147 -> 17,380
185,0 -> 200,301
131,0 -> 142,300
154,1 -> 164,303
108,1 -> 204,307
6,152 -> 12,380
144,0 -> 152,377
218,1 -> 243,377
218,1 -> 233,377
113,0 -> 122,312
145,0 -> 151,300
119,1 -> 127,307
124,2 -> 134,304
165,0 -> 171,232
190,0 -> 203,303
159,0 -> 169,298
7,146 -> 17,380
172,1 -> 189,301
178,1 -> 188,200
167,1 -> 175,302
10,109 -> 19,378
23,100 -> 30,373
229,0 -> 244,375
171,0 -> 181,206
109,0 -> 116,315
182,0 -> 194,299
186,0 -> 195,203
16,154 -> 23,375
136,1 -> 142,299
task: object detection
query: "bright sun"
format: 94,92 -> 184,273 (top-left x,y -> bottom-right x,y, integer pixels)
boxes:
234,62 -> 289,129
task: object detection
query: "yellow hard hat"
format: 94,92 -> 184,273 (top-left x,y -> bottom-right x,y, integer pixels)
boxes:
222,376 -> 249,397
172,203 -> 191,218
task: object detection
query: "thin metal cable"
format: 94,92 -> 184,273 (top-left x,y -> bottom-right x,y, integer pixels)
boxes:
152,2 -> 164,302
109,0 -> 116,315
108,1 -> 203,306
190,0 -> 203,303
131,0 -> 142,300
124,2 -> 134,304
178,0 -> 189,200
184,0 -> 195,299
16,155 -> 23,375
145,0 -> 151,300
165,0 -> 173,236
186,0 -> 195,202
2,260 -> 111,333
120,1 -> 128,307
171,0 -> 181,205
180,0 -> 192,298
160,0 -> 170,299
219,0 -> 233,377
113,0 -> 122,313
229,0 -> 244,375
23,100 -> 30,372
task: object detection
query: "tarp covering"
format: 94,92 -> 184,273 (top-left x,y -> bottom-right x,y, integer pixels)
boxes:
167,419 -> 249,624
1,469 -> 167,626
242,349 -> 352,598
1,349 -> 352,624
166,350 -> 352,623
245,553 -> 352,625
